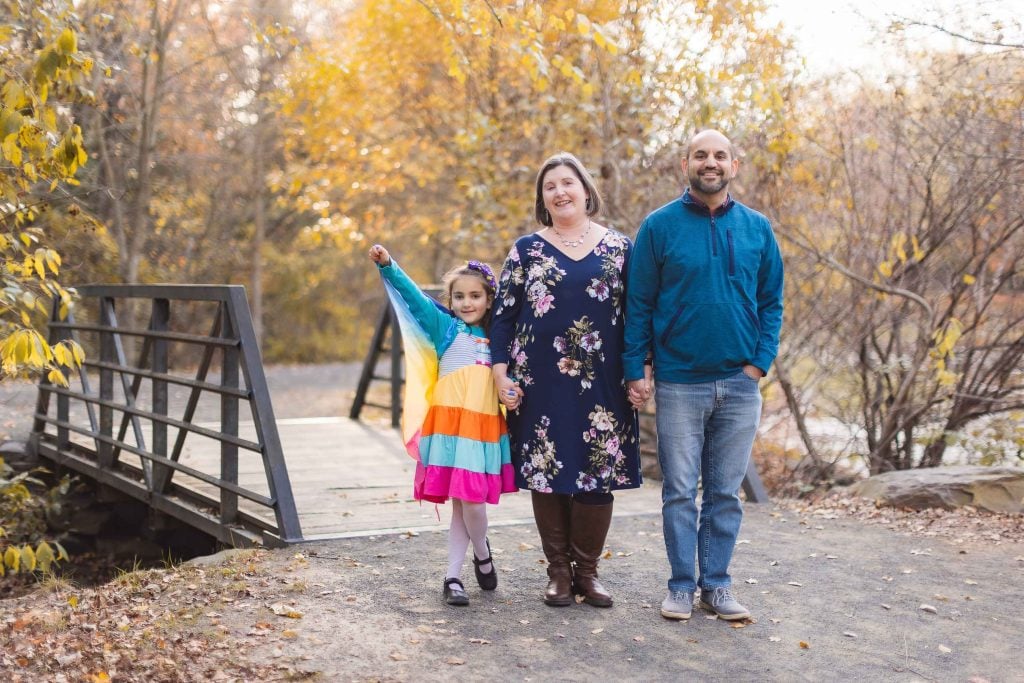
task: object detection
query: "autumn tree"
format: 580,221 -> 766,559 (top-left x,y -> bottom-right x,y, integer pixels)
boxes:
1,0 -> 100,577
271,0 -> 799,360
1,0 -> 91,384
770,49 -> 1024,476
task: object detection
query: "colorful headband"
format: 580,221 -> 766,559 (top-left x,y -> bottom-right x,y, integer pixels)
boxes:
467,260 -> 497,290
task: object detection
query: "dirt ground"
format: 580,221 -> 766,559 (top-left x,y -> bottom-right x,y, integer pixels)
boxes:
2,366 -> 1023,681
3,502 -> 1022,682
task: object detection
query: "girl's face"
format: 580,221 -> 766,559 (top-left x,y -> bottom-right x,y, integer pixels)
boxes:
450,275 -> 492,327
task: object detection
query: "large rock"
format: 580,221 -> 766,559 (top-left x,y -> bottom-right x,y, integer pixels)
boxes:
849,466 -> 1024,513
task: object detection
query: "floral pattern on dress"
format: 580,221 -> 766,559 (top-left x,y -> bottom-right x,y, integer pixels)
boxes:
498,245 -> 524,310
576,405 -> 637,492
517,415 -> 562,493
490,230 -> 642,495
520,241 -> 565,318
510,323 -> 536,387
590,231 -> 628,323
553,316 -> 604,393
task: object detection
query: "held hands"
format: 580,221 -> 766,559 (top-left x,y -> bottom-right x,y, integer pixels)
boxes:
368,244 -> 391,266
627,364 -> 654,409
495,375 -> 524,411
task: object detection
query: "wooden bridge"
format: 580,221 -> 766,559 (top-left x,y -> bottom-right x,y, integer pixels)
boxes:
29,285 -> 761,547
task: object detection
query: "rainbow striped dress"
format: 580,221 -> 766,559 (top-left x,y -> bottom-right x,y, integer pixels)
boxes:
378,261 -> 517,504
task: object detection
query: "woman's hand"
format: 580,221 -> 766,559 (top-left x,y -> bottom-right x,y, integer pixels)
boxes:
493,364 -> 524,411
369,244 -> 391,266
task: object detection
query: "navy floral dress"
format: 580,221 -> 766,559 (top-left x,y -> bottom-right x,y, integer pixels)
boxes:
490,230 -> 642,494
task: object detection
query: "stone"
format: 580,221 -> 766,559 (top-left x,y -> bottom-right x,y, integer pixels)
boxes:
0,440 -> 27,457
183,548 -> 258,568
849,466 -> 1024,513
0,439 -> 39,468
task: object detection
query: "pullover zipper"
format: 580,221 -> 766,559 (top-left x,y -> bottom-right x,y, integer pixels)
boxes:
727,229 -> 735,276
710,215 -> 719,257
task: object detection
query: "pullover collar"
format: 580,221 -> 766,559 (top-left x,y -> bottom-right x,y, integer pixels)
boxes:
681,187 -> 734,217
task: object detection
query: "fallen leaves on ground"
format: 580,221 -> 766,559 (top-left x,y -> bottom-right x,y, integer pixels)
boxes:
0,550 -> 290,682
779,493 -> 1024,546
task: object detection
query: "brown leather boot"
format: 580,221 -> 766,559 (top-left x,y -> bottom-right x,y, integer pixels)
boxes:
569,501 -> 614,607
531,491 -> 573,606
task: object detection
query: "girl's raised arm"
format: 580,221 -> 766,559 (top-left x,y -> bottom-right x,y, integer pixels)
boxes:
371,246 -> 450,348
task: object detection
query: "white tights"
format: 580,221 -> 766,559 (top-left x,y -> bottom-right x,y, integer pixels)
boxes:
446,499 -> 492,580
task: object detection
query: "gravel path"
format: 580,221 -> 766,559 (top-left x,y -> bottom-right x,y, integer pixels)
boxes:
3,365 -> 1022,680
195,504 -> 1023,681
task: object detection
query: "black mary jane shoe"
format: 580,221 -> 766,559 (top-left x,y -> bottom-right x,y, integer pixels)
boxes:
443,577 -> 470,606
473,538 -> 498,591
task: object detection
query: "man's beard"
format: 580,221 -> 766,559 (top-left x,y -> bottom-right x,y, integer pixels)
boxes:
691,172 -> 729,195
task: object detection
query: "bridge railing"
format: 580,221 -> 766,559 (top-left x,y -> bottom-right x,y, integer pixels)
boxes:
29,284 -> 302,547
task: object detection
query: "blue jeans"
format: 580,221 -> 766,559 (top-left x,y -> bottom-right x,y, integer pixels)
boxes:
655,373 -> 762,592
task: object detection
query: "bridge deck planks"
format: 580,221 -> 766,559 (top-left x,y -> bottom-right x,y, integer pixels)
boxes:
176,417 -> 666,539
55,413 -> 664,540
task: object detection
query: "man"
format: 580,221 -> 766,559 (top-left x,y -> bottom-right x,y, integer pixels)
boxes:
624,129 -> 784,621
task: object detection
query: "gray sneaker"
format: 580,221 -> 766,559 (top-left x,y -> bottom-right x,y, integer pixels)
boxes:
698,586 -> 750,620
660,590 -> 694,620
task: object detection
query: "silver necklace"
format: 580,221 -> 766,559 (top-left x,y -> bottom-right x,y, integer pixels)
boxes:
551,220 -> 591,248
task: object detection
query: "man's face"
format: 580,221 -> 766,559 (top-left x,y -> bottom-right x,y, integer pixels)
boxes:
683,133 -> 739,197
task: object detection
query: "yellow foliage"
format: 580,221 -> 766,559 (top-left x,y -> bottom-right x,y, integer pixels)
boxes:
4,545 -> 19,572
272,0 -> 797,338
1,6 -> 93,383
20,543 -> 36,572
35,541 -> 56,573
891,232 -> 908,263
911,235 -> 925,261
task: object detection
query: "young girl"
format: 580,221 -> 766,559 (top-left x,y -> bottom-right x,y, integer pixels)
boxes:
369,244 -> 517,606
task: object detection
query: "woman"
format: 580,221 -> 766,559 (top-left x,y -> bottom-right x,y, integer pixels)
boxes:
490,152 -> 642,608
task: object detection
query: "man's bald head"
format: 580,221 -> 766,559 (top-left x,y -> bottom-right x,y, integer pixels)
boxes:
683,129 -> 738,160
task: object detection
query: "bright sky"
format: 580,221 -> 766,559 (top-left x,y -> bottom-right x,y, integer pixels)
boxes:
764,0 -> 1019,76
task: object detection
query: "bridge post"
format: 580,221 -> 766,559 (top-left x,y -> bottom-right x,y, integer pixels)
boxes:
97,298 -> 115,468
151,298 -> 170,490
220,302 -> 239,525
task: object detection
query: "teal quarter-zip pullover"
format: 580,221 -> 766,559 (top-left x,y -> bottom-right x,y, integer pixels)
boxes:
624,189 -> 784,383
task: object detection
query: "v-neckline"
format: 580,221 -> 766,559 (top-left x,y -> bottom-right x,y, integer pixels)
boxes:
535,230 -> 607,262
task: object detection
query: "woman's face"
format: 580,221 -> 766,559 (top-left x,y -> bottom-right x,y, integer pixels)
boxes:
541,165 -> 588,224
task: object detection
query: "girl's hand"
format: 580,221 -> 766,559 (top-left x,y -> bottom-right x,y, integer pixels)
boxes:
496,376 -> 523,411
369,244 -> 391,266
